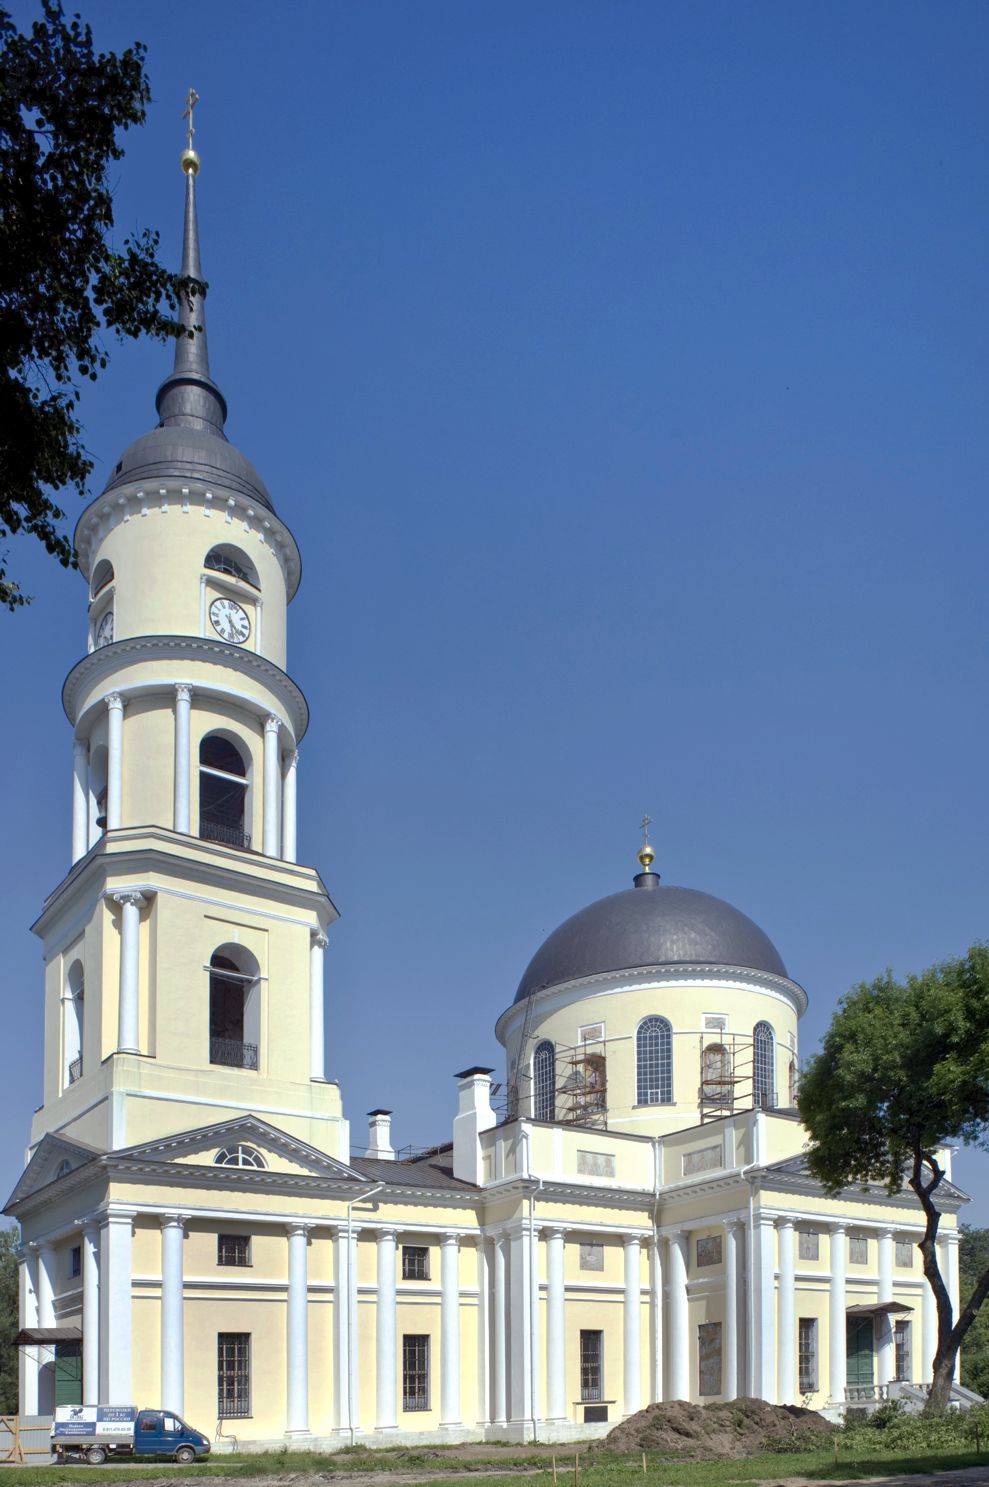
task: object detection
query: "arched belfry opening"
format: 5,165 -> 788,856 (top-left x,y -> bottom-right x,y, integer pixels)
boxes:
208,944 -> 260,1071
199,733 -> 250,849
63,961 -> 84,1088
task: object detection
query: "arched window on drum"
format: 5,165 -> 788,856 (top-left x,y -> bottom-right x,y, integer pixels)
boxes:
636,1016 -> 673,1104
753,1021 -> 776,1109
533,1040 -> 556,1121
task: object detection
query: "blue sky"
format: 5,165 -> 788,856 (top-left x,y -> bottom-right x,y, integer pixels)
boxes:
4,1 -> 989,1217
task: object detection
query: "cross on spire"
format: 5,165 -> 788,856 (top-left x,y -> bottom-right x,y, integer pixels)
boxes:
182,88 -> 200,152
640,813 -> 652,848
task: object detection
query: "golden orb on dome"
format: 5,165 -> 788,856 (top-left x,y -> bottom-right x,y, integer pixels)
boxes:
637,842 -> 655,870
181,147 -> 201,176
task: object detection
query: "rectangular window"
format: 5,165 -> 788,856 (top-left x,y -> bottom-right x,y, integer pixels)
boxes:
696,1234 -> 723,1268
217,1333 -> 251,1419
69,1246 -> 81,1279
698,1321 -> 722,1396
894,1320 -> 912,1382
798,1229 -> 820,1261
579,1242 -> 604,1272
402,1334 -> 430,1411
580,1329 -> 603,1401
798,1318 -> 818,1393
217,1234 -> 251,1267
402,1245 -> 430,1280
849,1235 -> 868,1264
895,1240 -> 914,1268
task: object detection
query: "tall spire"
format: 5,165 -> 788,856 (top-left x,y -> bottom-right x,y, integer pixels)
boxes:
154,95 -> 228,438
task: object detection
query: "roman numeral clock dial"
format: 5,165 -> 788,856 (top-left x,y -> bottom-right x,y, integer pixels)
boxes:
209,597 -> 251,644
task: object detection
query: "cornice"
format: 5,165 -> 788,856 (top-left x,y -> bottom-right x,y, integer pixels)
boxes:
62,634 -> 309,740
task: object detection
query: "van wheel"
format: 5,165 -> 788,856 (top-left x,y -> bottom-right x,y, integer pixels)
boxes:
86,1446 -> 107,1465
175,1446 -> 196,1464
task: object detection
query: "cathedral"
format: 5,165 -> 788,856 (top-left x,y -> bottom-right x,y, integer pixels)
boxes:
7,143 -> 968,1448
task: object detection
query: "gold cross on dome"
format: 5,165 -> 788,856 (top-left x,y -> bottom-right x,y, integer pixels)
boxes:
640,813 -> 652,848
182,88 -> 200,151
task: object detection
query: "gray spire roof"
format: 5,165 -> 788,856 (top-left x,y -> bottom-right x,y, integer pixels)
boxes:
102,158 -> 273,510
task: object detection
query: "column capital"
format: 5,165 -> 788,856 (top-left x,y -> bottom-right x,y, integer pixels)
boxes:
828,1220 -> 847,1235
440,1231 -> 461,1249
105,691 -> 125,711
541,1224 -> 566,1241
375,1228 -> 398,1244
74,1218 -> 100,1240
113,889 -> 147,911
159,1213 -> 189,1233
264,713 -> 282,736
775,1215 -> 795,1231
174,682 -> 194,703
623,1232 -> 643,1249
286,1221 -> 312,1239
312,930 -> 329,950
723,1217 -> 745,1236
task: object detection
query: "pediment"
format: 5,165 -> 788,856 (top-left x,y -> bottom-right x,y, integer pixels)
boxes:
5,1133 -> 102,1212
114,1115 -> 364,1183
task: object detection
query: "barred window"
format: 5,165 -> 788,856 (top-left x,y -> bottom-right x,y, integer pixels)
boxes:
214,1143 -> 266,1169
636,1016 -> 673,1105
753,1021 -> 776,1109
402,1334 -> 430,1411
798,1318 -> 818,1393
798,1229 -> 820,1261
580,1329 -> 603,1402
895,1240 -> 914,1268
217,1234 -> 251,1267
533,1040 -> 556,1122
894,1320 -> 912,1382
217,1332 -> 251,1418
402,1245 -> 430,1280
849,1235 -> 868,1264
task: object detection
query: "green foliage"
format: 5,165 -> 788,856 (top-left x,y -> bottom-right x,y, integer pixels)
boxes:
0,1225 -> 17,1412
0,1 -> 202,609
961,1226 -> 989,1398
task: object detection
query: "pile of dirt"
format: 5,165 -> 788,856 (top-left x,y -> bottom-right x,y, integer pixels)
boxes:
591,1397 -> 837,1459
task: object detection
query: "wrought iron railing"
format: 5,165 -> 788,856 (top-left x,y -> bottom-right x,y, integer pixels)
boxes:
210,1038 -> 258,1071
68,1058 -> 82,1084
201,819 -> 251,851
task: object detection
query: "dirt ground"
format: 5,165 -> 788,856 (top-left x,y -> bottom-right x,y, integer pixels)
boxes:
590,1397 -> 836,1459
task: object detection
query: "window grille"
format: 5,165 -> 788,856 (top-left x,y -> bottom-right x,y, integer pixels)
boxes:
210,1037 -> 259,1070
217,1332 -> 251,1418
798,1229 -> 820,1261
68,1057 -> 82,1083
798,1318 -> 818,1393
217,1234 -> 251,1267
580,1330 -> 603,1401
402,1245 -> 429,1280
214,1144 -> 267,1169
402,1334 -> 430,1411
895,1240 -> 913,1267
753,1021 -> 776,1109
894,1320 -> 912,1381
533,1041 -> 556,1121
636,1016 -> 673,1105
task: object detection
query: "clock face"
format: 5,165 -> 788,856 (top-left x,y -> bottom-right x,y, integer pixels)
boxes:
95,609 -> 114,648
209,596 -> 251,644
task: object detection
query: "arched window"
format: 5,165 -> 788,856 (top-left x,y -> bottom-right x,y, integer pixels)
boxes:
63,961 -> 84,1086
753,1021 -> 776,1110
213,1144 -> 267,1169
205,545 -> 259,589
90,559 -> 114,598
701,1043 -> 732,1106
209,945 -> 260,1071
89,745 -> 108,840
199,734 -> 250,849
636,1016 -> 673,1105
533,1040 -> 556,1121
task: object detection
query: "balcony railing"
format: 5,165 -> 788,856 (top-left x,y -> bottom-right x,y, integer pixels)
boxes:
68,1057 -> 82,1084
210,1038 -> 258,1071
201,819 -> 252,851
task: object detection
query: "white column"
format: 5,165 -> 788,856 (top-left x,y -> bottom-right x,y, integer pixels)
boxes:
667,1232 -> 690,1401
160,1216 -> 185,1415
724,1221 -> 742,1401
332,1226 -> 351,1432
750,1214 -> 777,1400
944,1231 -> 961,1382
282,749 -> 298,863
877,1229 -> 894,1389
286,1223 -> 311,1435
80,1222 -> 99,1404
776,1218 -> 795,1404
508,1227 -> 532,1424
529,1220 -> 541,1429
263,715 -> 282,857
375,1230 -> 398,1430
99,1214 -> 133,1405
545,1228 -> 566,1420
623,1235 -> 642,1417
922,1263 -> 936,1382
173,684 -> 193,834
649,1236 -> 664,1404
37,1241 -> 56,1327
72,739 -> 89,862
440,1233 -> 462,1426
310,932 -> 327,1081
106,693 -> 124,830
114,891 -> 145,1053
492,1233 -> 508,1424
348,1228 -> 360,1429
21,1248 -> 39,1415
828,1225 -> 846,1403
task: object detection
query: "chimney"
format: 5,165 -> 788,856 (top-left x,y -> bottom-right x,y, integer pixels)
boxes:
367,1109 -> 394,1160
452,1067 -> 496,1185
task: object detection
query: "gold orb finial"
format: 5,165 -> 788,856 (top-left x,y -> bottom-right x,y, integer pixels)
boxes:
637,813 -> 656,872
181,147 -> 200,176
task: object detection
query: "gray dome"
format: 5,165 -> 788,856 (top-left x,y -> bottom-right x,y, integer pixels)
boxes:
514,877 -> 788,1003
103,425 -> 273,511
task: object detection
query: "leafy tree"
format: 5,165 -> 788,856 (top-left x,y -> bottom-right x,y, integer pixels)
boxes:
0,1226 -> 18,1414
960,1225 -> 989,1399
0,1 -> 201,610
798,945 -> 989,1412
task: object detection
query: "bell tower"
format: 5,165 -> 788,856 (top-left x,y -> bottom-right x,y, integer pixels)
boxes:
30,140 -> 348,1163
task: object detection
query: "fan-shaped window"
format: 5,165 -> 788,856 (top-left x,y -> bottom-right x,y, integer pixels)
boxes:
63,961 -> 84,1087
90,559 -> 114,598
199,734 -> 250,850
533,1040 -> 556,1122
753,1022 -> 776,1109
636,1016 -> 673,1105
205,545 -> 259,589
209,946 -> 260,1071
213,1144 -> 266,1169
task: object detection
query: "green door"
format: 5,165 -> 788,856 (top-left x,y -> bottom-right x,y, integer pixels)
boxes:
54,1343 -> 83,1407
846,1316 -> 875,1392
